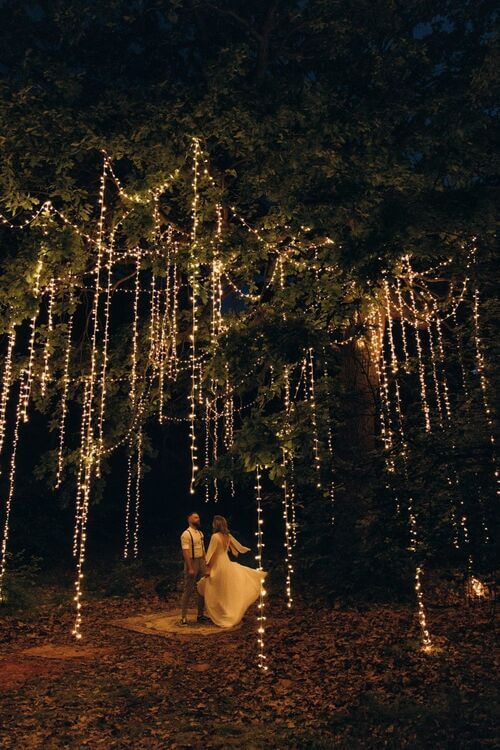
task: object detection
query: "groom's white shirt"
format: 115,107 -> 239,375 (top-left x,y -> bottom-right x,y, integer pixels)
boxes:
180,527 -> 205,558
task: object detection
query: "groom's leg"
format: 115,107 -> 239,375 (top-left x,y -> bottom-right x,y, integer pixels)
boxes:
196,559 -> 207,617
180,563 -> 196,620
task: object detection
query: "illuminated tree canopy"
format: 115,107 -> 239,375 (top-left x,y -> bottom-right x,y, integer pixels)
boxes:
0,1 -> 497,653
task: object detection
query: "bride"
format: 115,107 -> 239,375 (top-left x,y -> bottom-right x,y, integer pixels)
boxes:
197,515 -> 267,628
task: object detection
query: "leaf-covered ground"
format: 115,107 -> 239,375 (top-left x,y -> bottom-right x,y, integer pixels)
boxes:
0,581 -> 498,749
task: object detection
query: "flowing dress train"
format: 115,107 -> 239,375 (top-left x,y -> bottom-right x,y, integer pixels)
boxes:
197,532 -> 267,628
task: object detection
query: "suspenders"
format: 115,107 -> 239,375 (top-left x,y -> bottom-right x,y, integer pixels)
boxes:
187,529 -> 205,559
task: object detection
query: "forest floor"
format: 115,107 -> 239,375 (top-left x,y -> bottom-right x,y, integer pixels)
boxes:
0,568 -> 498,750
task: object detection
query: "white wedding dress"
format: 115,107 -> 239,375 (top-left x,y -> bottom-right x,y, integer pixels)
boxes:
197,532 -> 267,628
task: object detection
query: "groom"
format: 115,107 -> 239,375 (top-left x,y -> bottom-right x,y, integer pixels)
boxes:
179,512 -> 210,626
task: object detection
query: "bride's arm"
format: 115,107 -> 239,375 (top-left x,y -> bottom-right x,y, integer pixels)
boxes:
204,534 -> 219,574
228,533 -> 251,556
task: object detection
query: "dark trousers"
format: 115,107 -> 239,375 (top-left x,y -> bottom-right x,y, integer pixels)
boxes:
180,557 -> 207,619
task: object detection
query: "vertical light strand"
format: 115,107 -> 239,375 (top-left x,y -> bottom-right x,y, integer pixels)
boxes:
204,396 -> 211,503
281,365 -> 294,608
21,253 -> 44,421
383,290 -> 432,651
255,465 -> 268,671
55,297 -> 74,488
169,248 -> 179,381
73,376 -> 89,558
322,363 -> 336,525
307,348 -> 321,488
124,437 -> 134,559
451,308 -> 470,402
133,426 -> 143,559
130,253 -> 141,405
471,280 -> 499,498
0,380 -> 24,600
72,157 -> 107,640
40,277 -> 55,397
395,276 -> 410,371
0,325 -> 16,458
189,138 -> 201,495
375,305 -> 400,514
406,257 -> 431,432
96,227 -> 116,474
425,305 -> 444,429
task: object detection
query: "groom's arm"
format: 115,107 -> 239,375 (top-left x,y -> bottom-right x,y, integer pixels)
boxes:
182,548 -> 195,575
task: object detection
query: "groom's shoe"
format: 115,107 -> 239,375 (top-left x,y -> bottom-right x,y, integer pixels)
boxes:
178,618 -> 189,627
197,615 -> 211,624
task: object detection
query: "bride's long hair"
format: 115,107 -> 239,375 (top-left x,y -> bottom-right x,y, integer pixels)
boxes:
212,515 -> 229,536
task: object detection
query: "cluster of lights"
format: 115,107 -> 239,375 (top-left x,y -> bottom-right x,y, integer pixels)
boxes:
254,465 -> 268,671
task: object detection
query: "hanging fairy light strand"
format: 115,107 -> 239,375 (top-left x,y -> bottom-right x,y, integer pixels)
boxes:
0,325 -> 16,459
40,277 -> 56,397
281,365 -> 294,608
406,256 -> 431,432
378,289 -> 432,651
55,299 -> 75,489
307,348 -> 322,488
255,465 -> 268,671
0,382 -> 25,601
72,159 -> 108,640
188,138 -> 201,495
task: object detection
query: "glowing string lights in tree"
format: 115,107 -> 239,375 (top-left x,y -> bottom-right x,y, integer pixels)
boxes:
378,289 -> 432,651
255,465 -> 268,670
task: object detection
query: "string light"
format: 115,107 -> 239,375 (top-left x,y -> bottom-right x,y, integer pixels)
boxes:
188,138 -> 201,495
21,253 -> 44,422
40,277 -> 55,397
406,257 -> 431,432
124,437 -> 134,559
395,277 -> 410,371
0,381 -> 25,601
130,253 -> 141,404
96,228 -> 115,475
55,300 -> 74,488
72,159 -> 108,639
255,465 -> 268,671
307,349 -> 321,487
0,325 -> 16,458
471,279 -> 499,496
133,426 -> 143,558
281,365 -> 294,608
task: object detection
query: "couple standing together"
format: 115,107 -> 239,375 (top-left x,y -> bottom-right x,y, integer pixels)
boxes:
179,512 -> 267,628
